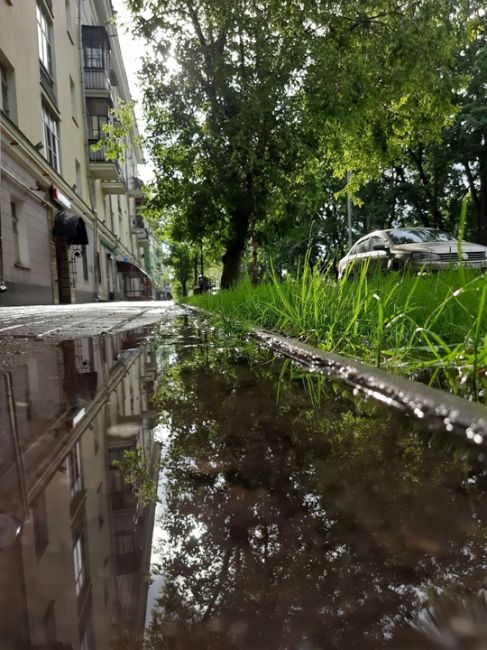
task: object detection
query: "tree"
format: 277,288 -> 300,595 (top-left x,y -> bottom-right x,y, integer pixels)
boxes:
127,0 -> 479,284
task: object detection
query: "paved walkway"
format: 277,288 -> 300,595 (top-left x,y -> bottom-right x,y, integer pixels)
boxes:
0,301 -> 185,341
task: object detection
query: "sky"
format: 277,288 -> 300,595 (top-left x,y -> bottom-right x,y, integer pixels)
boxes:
111,0 -> 153,181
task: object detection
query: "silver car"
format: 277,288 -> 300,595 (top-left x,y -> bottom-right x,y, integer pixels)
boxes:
338,227 -> 487,279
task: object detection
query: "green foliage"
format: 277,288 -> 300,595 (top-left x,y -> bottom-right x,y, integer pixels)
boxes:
90,100 -> 139,162
187,267 -> 487,400
126,0 -> 480,282
113,448 -> 158,505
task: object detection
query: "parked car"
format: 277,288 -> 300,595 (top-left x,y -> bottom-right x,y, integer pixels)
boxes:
337,227 -> 487,279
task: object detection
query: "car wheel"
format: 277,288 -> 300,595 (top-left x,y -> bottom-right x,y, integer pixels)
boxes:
390,257 -> 410,272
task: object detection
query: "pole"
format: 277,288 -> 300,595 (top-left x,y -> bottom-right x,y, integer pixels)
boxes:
347,171 -> 353,248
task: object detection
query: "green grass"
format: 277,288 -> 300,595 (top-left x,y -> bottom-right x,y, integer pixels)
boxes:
185,265 -> 487,401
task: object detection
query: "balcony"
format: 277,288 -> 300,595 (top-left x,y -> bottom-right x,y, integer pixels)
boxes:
131,215 -> 149,241
88,140 -> 126,192
82,26 -> 111,96
128,176 -> 144,198
83,68 -> 111,96
39,63 -> 57,106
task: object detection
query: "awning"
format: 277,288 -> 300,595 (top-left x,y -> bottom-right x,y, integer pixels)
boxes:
116,260 -> 149,278
52,210 -> 89,246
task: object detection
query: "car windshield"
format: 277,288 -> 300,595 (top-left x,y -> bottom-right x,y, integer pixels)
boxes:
387,228 -> 457,245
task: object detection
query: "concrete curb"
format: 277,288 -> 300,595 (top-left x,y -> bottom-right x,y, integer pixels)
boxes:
253,329 -> 487,443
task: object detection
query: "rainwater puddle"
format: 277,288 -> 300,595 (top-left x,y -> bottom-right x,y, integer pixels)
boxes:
1,315 -> 487,649
146,317 -> 487,650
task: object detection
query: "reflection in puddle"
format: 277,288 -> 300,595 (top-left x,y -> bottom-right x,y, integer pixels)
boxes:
0,328 -> 160,649
2,315 -> 487,649
147,317 -> 487,650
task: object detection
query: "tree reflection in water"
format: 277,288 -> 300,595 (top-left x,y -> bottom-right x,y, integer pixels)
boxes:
144,318 -> 487,650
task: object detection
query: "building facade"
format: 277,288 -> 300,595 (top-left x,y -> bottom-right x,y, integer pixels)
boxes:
0,328 -> 160,649
0,0 -> 161,306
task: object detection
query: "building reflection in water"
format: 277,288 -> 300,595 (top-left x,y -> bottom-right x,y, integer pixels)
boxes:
0,329 -> 160,650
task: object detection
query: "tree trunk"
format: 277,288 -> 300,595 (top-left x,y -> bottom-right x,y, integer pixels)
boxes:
479,147 -> 487,244
407,147 -> 443,228
220,208 -> 249,289
221,245 -> 244,289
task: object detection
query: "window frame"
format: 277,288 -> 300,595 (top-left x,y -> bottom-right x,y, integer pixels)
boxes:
42,105 -> 61,172
36,3 -> 54,76
67,441 -> 83,501
1,63 -> 9,117
369,235 -> 388,251
73,534 -> 86,597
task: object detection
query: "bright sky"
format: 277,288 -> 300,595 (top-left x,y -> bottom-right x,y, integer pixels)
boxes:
111,0 -> 153,181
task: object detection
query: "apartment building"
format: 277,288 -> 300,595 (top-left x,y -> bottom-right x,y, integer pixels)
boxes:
0,329 -> 160,649
0,0 -> 162,305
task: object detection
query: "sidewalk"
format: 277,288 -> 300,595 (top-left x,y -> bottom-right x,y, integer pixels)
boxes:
0,300 -> 185,341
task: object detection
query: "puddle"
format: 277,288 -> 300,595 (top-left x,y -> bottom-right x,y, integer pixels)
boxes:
1,314 -> 487,649
0,326 -> 160,649
146,317 -> 487,650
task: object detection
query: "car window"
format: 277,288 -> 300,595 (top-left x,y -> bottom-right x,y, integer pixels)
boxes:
369,236 -> 387,249
387,228 -> 456,245
354,238 -> 370,254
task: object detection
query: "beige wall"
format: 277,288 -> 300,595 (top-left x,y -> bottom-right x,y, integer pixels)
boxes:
0,0 -> 152,305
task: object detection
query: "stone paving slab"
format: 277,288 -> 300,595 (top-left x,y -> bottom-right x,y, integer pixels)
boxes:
0,301 -> 186,341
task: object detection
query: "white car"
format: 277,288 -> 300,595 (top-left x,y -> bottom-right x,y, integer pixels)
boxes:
338,227 -> 487,279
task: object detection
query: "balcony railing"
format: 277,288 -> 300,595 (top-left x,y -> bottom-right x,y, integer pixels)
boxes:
83,68 -> 111,92
88,140 -> 120,169
133,215 -> 144,229
40,63 -> 57,106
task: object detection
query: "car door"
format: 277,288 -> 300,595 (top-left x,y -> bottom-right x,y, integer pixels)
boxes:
368,235 -> 390,273
347,237 -> 371,275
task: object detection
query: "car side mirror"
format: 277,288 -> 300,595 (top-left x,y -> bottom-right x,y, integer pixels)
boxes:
373,244 -> 389,251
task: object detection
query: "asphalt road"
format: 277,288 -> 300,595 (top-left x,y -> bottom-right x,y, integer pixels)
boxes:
0,300 -> 186,341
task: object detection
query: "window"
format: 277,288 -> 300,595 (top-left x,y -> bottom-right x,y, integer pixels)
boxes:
86,97 -> 110,141
87,113 -> 108,140
114,532 -> 136,556
97,482 -> 104,528
33,491 -> 49,558
1,64 -> 9,117
11,201 -> 29,267
354,238 -> 370,254
67,441 -> 83,500
81,246 -> 89,281
42,106 -> 61,172
37,4 -> 53,75
96,252 -> 102,284
70,76 -> 77,121
73,535 -> 86,596
75,159 -> 82,197
369,236 -> 387,250
11,202 -> 20,263
83,40 -> 106,69
0,53 -> 17,123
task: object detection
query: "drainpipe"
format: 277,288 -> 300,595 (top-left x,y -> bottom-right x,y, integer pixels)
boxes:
77,0 -> 100,301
